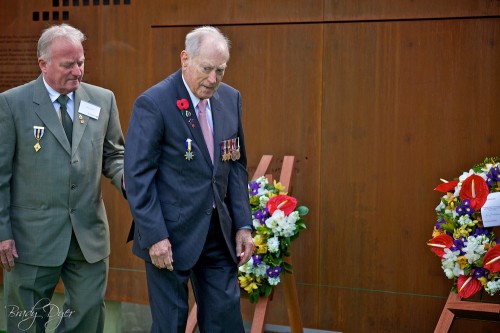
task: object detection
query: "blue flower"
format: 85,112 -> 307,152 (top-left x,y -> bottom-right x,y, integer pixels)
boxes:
252,254 -> 263,266
249,181 -> 259,195
266,266 -> 281,278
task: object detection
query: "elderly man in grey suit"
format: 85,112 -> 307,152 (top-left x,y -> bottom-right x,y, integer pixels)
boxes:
125,26 -> 254,332
0,24 -> 125,332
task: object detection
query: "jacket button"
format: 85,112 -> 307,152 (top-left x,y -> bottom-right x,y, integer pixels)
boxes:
70,209 -> 76,214
71,184 -> 77,190
206,208 -> 212,215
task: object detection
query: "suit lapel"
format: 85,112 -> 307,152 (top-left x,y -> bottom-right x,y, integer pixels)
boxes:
175,76 -> 213,169
210,92 -> 224,171
72,87 -> 90,156
32,76 -> 71,155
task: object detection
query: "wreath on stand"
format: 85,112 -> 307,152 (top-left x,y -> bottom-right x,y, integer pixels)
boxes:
429,157 -> 500,298
238,176 -> 308,303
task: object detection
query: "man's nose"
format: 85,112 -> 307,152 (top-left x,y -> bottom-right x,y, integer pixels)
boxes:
207,70 -> 217,83
71,64 -> 83,76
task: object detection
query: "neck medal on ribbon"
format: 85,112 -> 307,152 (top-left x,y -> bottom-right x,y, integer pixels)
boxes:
33,126 -> 45,152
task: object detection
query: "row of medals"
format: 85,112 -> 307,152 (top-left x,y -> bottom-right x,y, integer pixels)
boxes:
221,137 -> 240,161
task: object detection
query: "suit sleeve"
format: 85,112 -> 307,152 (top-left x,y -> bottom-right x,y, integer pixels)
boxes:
227,92 -> 253,230
0,94 -> 15,241
102,91 -> 125,194
124,94 -> 169,249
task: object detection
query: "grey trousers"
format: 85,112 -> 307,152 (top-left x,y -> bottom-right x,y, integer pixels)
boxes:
4,233 -> 108,333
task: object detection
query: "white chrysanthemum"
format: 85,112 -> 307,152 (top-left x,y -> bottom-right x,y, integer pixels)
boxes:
259,195 -> 270,207
268,277 -> 280,286
267,236 -> 280,253
436,201 -> 446,212
253,264 -> 268,278
458,215 -> 474,226
463,235 -> 488,264
441,248 -> 462,279
239,258 -> 254,273
253,219 -> 262,229
266,210 -> 285,234
281,219 -> 296,237
485,278 -> 500,295
287,211 -> 299,224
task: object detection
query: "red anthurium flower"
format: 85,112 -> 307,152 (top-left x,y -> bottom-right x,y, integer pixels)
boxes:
459,174 -> 489,210
457,275 -> 482,299
266,195 -> 297,216
483,244 -> 500,273
434,180 -> 459,193
427,234 -> 453,258
176,98 -> 189,110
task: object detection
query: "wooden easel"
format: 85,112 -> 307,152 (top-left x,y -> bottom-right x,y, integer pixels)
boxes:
186,155 -> 304,333
434,292 -> 500,332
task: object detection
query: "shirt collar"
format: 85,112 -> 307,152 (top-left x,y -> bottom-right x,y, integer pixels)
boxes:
42,77 -> 74,103
181,74 -> 210,111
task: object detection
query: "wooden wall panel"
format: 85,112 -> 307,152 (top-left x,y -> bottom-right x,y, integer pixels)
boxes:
325,0 -> 500,21
322,17 -> 500,332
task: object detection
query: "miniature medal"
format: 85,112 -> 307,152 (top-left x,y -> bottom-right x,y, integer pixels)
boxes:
184,138 -> 194,160
33,126 -> 44,152
231,138 -> 238,161
224,140 -> 231,161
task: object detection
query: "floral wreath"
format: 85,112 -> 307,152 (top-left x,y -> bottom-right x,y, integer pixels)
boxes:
238,176 -> 308,303
429,157 -> 500,298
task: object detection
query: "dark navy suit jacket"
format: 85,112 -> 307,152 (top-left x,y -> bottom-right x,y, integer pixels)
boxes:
124,69 -> 252,270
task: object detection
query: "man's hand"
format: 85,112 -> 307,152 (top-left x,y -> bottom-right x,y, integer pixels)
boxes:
149,238 -> 174,271
236,229 -> 254,266
0,239 -> 18,271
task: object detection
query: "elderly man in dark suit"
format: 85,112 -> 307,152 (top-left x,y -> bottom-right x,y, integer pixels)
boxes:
124,26 -> 254,332
0,24 -> 125,332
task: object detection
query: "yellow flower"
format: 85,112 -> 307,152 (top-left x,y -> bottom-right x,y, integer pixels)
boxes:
453,225 -> 471,239
457,256 -> 468,270
432,227 -> 443,238
273,180 -> 287,194
238,275 -> 259,293
478,277 -> 488,286
444,193 -> 458,210
254,234 -> 268,254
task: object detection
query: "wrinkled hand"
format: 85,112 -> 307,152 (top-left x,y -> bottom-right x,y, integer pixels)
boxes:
236,229 -> 254,266
0,239 -> 18,271
149,238 -> 174,271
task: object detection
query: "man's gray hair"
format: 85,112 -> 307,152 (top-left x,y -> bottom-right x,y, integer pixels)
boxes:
37,24 -> 86,62
185,26 -> 230,59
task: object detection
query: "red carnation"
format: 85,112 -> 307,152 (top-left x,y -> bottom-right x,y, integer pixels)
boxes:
483,244 -> 500,273
176,98 -> 189,110
459,174 -> 489,210
427,234 -> 454,258
266,195 -> 298,216
457,275 -> 482,299
434,180 -> 459,193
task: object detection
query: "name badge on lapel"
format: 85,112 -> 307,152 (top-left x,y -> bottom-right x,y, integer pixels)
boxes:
78,101 -> 101,120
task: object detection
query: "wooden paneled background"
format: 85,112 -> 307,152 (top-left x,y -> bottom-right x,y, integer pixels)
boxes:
1,1 -> 499,332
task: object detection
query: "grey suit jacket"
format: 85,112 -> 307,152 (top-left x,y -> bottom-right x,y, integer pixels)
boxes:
0,75 -> 125,266
124,70 -> 252,270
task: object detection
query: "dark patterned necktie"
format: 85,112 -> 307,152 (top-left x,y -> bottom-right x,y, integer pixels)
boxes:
57,94 -> 72,145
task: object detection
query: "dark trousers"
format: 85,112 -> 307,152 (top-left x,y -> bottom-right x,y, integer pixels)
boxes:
145,209 -> 244,333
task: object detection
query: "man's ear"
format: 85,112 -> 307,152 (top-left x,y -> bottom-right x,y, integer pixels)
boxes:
38,58 -> 47,73
180,51 -> 189,69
